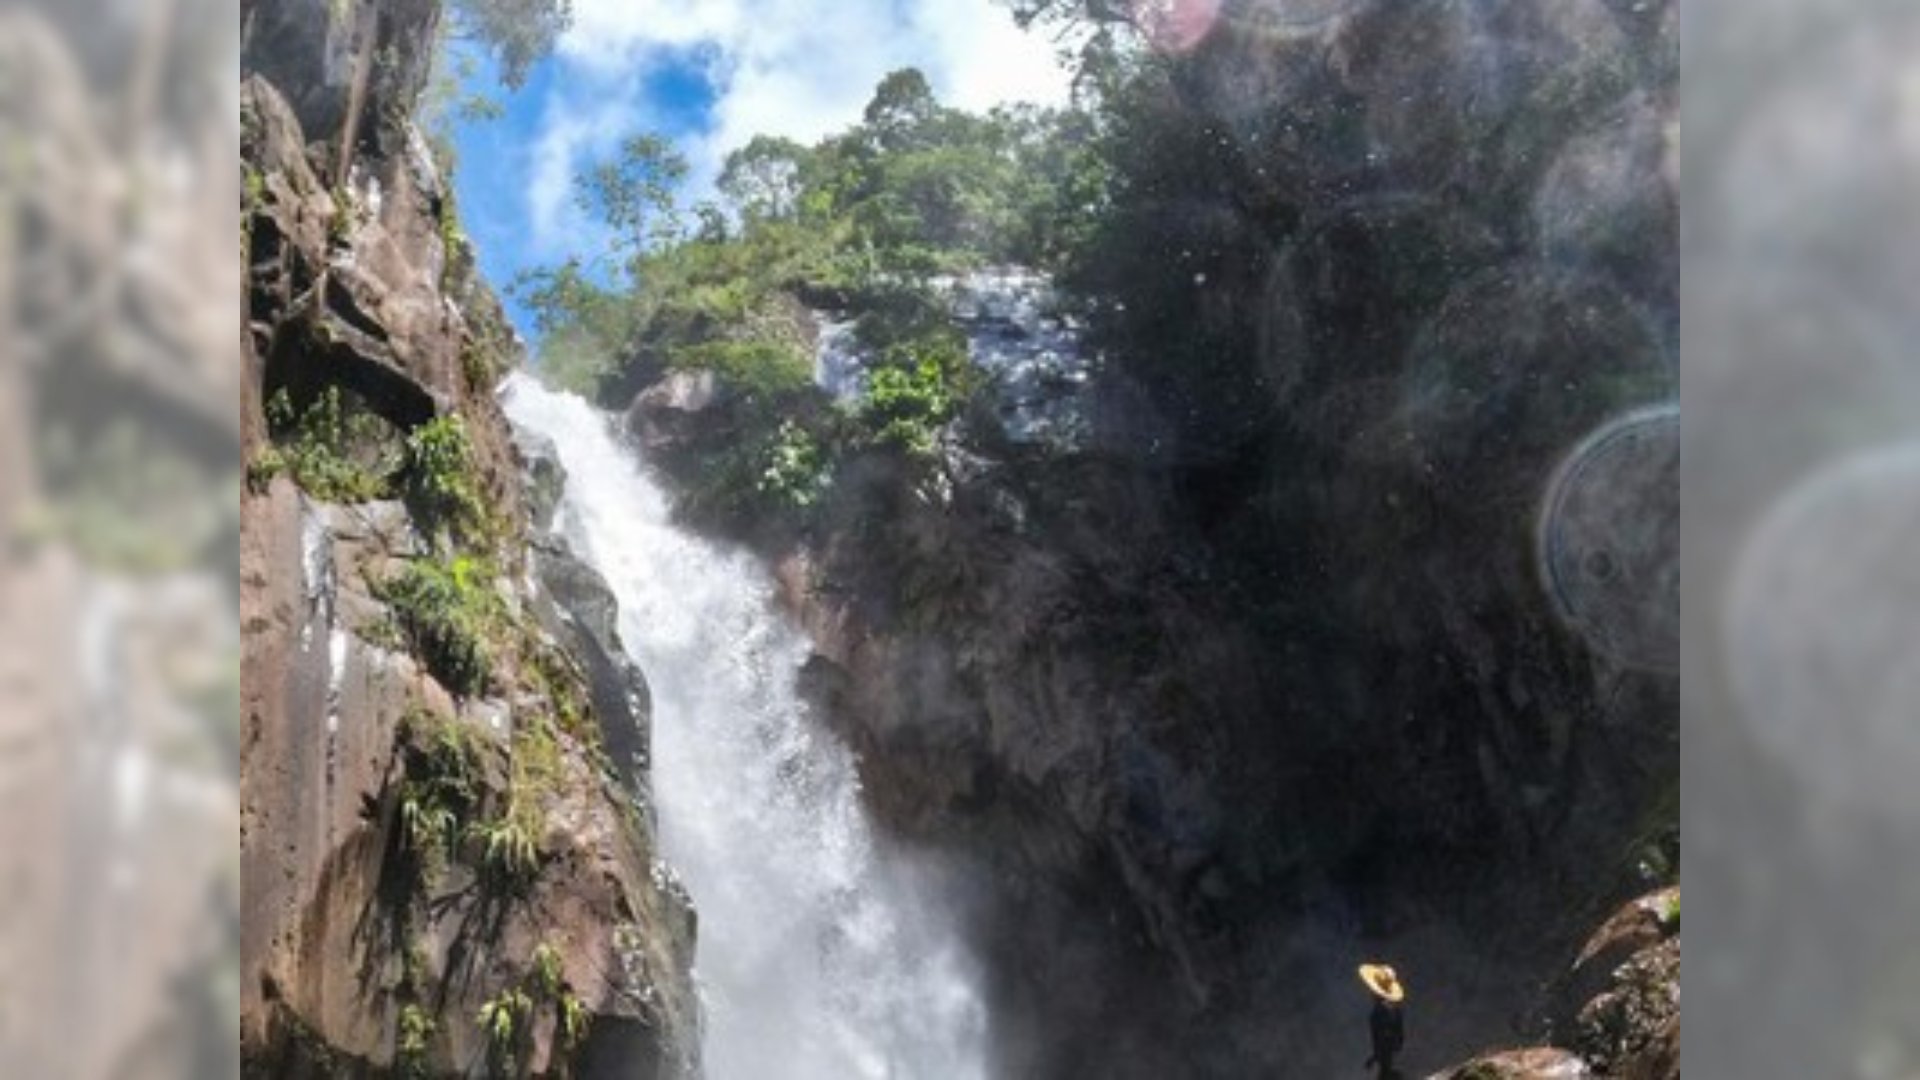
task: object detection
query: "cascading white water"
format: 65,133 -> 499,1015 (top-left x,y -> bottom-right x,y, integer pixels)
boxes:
502,375 -> 988,1080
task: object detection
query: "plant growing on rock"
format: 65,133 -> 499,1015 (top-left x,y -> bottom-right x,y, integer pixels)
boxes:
403,414 -> 489,546
477,985 -> 533,1065
470,800 -> 542,889
528,940 -> 593,1052
756,419 -> 833,511
558,990 -> 590,1050
395,708 -> 483,874
377,555 -> 502,697
259,386 -> 399,501
394,1002 -> 436,1079
854,330 -> 972,460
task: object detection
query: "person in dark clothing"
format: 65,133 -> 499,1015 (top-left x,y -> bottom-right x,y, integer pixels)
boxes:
1359,963 -> 1406,1078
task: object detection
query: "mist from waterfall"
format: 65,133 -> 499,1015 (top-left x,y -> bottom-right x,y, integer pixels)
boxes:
503,375 -> 988,1080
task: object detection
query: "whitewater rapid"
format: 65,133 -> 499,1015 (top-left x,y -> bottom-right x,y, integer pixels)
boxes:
503,375 -> 987,1080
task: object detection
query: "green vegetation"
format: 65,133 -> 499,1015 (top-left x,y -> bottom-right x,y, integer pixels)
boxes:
395,707 -> 484,875
558,989 -> 590,1050
377,554 -> 502,697
1658,890 -> 1681,930
395,1002 -> 436,1079
471,939 -> 591,1072
518,67 -> 1102,523
855,329 -> 972,459
756,420 -> 832,510
256,386 -> 399,501
470,800 -> 542,887
449,0 -> 573,90
403,415 -> 490,545
477,985 -> 532,1058
517,66 -> 1102,393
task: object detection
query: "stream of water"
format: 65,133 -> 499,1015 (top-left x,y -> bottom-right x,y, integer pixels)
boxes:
503,376 -> 987,1080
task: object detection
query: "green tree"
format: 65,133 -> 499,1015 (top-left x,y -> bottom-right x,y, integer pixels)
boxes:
448,0 -> 574,90
862,68 -> 942,153
513,258 -> 632,395
718,135 -> 811,223
577,133 -> 691,265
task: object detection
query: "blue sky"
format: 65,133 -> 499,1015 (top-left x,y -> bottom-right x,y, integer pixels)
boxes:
443,0 -> 1075,341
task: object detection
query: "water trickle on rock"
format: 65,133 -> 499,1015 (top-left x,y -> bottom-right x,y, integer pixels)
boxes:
504,375 -> 989,1080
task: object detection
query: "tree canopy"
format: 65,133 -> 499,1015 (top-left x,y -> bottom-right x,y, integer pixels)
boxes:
448,0 -> 573,89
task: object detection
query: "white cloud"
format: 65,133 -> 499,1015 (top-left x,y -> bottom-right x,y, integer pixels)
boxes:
523,82 -> 647,261
524,0 -> 1074,252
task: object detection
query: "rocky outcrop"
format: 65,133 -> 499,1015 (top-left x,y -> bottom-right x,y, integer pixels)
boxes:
530,538 -> 657,806
622,2 -> 1678,1076
1430,889 -> 1680,1079
240,2 -> 696,1076
1432,1048 -> 1595,1079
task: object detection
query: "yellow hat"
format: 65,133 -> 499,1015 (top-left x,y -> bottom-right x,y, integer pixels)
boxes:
1358,963 -> 1405,1002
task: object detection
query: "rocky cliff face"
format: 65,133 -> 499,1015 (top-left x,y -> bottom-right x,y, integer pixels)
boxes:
631,2 -> 1677,1076
1430,888 -> 1679,1079
240,2 -> 696,1076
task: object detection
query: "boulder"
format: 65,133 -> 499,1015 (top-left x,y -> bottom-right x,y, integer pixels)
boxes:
1430,1047 -> 1594,1079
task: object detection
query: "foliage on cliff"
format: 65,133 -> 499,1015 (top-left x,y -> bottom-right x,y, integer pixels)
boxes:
241,2 -> 698,1074
520,67 -> 1101,392
517,66 -> 1102,528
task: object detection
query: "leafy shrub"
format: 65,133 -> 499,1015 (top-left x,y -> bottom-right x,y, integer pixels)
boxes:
403,415 -> 488,545
477,986 -> 532,1057
668,338 -> 812,397
378,555 -> 502,697
395,708 -> 483,872
395,1002 -> 435,1079
757,419 -> 832,510
262,386 -> 398,502
856,331 -> 973,459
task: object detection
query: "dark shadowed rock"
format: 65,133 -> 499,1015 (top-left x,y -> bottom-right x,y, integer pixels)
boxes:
515,427 -> 568,532
627,369 -> 730,459
531,538 -> 655,804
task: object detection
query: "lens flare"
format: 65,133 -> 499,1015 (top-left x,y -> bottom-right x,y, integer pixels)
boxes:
1132,0 -> 1224,54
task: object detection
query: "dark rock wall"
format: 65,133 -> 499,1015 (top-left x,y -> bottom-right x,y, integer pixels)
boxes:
732,2 -> 1678,1076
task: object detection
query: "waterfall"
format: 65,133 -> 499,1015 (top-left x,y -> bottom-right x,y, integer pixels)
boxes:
502,376 -> 988,1080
